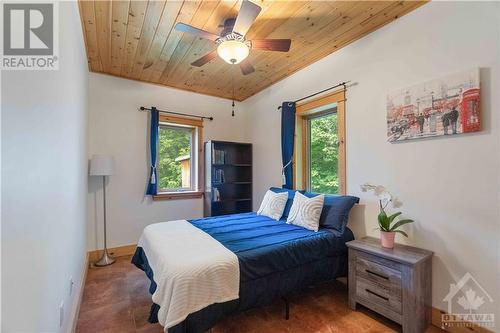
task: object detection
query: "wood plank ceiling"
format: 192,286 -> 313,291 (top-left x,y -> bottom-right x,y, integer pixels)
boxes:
78,1 -> 426,101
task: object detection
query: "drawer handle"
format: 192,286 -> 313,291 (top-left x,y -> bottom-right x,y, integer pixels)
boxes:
366,289 -> 389,301
366,269 -> 389,280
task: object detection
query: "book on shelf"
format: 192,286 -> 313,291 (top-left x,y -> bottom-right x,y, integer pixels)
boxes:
212,149 -> 227,165
213,169 -> 225,183
213,188 -> 221,202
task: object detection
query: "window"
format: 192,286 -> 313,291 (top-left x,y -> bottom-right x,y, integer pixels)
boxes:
294,90 -> 346,194
158,125 -> 194,192
307,111 -> 339,194
154,115 -> 203,200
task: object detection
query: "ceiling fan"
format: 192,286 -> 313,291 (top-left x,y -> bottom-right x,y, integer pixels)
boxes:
174,0 -> 292,75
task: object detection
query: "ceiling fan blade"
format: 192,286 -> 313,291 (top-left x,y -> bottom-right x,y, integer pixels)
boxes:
233,0 -> 262,37
175,22 -> 219,41
251,39 -> 291,52
240,59 -> 255,75
191,50 -> 218,67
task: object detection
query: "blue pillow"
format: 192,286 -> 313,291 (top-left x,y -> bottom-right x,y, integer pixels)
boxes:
303,191 -> 359,233
270,187 -> 304,219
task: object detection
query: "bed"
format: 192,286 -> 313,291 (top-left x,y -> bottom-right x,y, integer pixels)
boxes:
132,189 -> 358,333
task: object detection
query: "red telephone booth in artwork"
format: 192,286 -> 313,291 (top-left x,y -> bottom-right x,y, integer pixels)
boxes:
460,88 -> 480,133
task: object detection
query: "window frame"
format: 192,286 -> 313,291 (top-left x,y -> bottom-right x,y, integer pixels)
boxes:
153,114 -> 204,201
293,89 -> 346,195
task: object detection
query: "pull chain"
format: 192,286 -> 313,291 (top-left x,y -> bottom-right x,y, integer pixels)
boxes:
231,65 -> 235,117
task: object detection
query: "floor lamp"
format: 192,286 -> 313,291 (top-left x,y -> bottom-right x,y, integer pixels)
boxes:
90,154 -> 115,266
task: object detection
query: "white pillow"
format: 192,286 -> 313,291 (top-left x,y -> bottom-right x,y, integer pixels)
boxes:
286,192 -> 324,231
257,190 -> 288,220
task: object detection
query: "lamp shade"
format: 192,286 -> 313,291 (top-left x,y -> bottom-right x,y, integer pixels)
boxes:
217,40 -> 249,64
89,154 -> 115,176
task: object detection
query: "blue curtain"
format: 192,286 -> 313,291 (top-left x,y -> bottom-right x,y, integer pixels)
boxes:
281,102 -> 296,189
146,107 -> 159,195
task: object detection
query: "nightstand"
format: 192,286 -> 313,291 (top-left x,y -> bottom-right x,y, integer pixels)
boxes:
346,237 -> 433,333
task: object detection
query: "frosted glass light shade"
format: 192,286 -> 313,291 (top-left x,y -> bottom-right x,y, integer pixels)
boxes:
217,40 -> 249,64
89,154 -> 115,176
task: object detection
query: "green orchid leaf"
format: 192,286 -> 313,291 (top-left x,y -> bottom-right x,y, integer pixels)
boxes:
378,211 -> 390,231
377,214 -> 385,229
390,219 -> 414,231
394,230 -> 409,237
377,210 -> 387,221
388,212 -> 402,224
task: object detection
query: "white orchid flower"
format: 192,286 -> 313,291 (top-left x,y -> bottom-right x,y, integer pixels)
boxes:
360,183 -> 377,192
359,183 -> 403,209
392,197 -> 403,208
374,185 -> 387,196
379,191 -> 392,208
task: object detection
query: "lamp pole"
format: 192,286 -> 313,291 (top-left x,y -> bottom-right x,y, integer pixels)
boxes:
95,175 -> 115,266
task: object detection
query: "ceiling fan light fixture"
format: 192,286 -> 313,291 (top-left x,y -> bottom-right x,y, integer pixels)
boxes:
217,40 -> 249,65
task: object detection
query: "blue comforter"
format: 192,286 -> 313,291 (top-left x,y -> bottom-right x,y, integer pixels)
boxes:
190,212 -> 352,282
132,212 -> 354,333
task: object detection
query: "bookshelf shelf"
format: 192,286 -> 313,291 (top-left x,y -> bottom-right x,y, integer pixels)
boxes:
204,141 -> 253,217
213,163 -> 252,167
213,198 -> 252,202
213,181 -> 252,185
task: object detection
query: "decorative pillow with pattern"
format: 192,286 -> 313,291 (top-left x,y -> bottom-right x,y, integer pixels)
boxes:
286,191 -> 325,231
257,190 -> 288,220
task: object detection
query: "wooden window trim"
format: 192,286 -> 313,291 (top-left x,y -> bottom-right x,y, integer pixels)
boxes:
153,114 -> 204,201
159,114 -> 203,128
153,191 -> 204,201
293,89 -> 346,195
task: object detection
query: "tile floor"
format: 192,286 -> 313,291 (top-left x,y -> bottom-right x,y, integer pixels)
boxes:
76,255 -> 445,333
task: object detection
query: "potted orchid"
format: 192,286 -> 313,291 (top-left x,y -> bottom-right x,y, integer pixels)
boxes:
360,183 -> 414,248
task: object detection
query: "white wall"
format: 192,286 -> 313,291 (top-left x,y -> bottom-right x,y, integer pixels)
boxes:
243,1 -> 500,321
1,2 -> 89,332
87,74 -> 247,250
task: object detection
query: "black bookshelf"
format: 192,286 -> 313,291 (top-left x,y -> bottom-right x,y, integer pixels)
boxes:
204,140 -> 252,217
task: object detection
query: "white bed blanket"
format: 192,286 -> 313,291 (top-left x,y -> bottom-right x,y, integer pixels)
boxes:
138,220 -> 240,331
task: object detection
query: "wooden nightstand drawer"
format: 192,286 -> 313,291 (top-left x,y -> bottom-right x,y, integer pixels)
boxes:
356,256 -> 402,289
356,276 -> 402,314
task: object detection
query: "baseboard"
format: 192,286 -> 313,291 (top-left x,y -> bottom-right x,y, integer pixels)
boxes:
70,252 -> 89,333
431,307 -> 495,333
88,244 -> 137,264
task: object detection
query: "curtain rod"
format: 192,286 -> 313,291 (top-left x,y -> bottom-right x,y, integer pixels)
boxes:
139,106 -> 214,121
277,81 -> 351,110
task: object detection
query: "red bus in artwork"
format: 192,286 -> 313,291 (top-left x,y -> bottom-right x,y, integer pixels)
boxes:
460,88 -> 480,133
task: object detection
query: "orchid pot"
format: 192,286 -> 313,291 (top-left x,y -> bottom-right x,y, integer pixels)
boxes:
380,231 -> 396,248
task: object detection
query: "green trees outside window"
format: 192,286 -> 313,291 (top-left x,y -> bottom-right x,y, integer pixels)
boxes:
308,112 -> 339,194
157,125 -> 192,190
